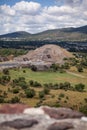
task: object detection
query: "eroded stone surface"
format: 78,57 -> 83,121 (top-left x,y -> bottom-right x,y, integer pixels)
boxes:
0,126 -> 16,130
42,106 -> 84,119
1,119 -> 38,129
48,122 -> 73,130
0,104 -> 29,114
0,104 -> 86,130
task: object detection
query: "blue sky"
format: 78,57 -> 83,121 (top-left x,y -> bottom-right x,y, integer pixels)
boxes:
0,0 -> 56,6
0,0 -> 87,34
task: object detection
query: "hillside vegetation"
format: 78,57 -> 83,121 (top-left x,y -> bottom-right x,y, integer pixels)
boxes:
0,67 -> 87,113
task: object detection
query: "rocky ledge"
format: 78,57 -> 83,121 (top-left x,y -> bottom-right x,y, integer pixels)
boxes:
0,104 -> 87,130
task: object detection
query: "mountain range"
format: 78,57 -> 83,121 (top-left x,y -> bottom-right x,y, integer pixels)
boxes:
0,25 -> 87,41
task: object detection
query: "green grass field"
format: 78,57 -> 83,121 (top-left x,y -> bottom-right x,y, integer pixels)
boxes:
0,68 -> 87,111
9,68 -> 87,88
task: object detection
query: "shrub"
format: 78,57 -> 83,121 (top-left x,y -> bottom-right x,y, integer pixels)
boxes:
59,69 -> 65,73
50,63 -> 59,72
66,96 -> 69,100
52,103 -> 61,107
64,100 -> 67,103
64,82 -> 71,89
33,81 -> 41,87
58,97 -> 61,101
59,82 -> 72,90
12,79 -> 19,85
59,93 -> 65,98
25,89 -> 35,98
18,77 -> 25,81
53,83 -> 59,89
36,100 -> 43,107
77,65 -> 83,72
39,91 -> 45,99
43,87 -> 50,94
75,83 -> 85,92
59,83 -> 64,89
23,70 -> 26,73
13,88 -> 19,94
19,92 -> 25,98
0,97 -> 5,103
29,80 -> 41,87
84,98 -> 87,103
47,83 -> 53,89
63,58 -> 68,61
0,90 -> 2,94
61,62 -> 70,69
10,96 -> 20,103
31,65 -> 37,71
12,77 -> 28,89
0,75 -> 11,85
8,88 -> 11,92
79,105 -> 87,115
29,80 -> 34,86
19,81 -> 28,89
3,69 -> 9,75
3,91 -> 8,98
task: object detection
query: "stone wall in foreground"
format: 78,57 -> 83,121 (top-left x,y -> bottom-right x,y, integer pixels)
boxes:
0,104 -> 87,130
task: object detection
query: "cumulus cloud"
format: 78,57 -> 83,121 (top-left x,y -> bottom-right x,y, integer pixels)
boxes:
0,5 -> 15,16
64,0 -> 82,6
0,0 -> 87,34
56,0 -> 83,6
13,1 -> 41,15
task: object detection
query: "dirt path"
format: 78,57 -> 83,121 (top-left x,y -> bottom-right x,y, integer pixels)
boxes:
66,71 -> 85,78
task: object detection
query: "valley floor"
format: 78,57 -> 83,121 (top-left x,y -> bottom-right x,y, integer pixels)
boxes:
9,68 -> 87,88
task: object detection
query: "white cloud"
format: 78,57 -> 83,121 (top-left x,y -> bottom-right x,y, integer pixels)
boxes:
56,0 -> 83,7
0,0 -> 87,34
13,1 -> 41,15
0,5 -> 15,16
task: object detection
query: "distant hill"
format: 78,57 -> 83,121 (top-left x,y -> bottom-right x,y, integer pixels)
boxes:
0,31 -> 31,38
36,25 -> 87,34
59,25 -> 87,33
33,25 -> 87,41
0,25 -> 87,41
